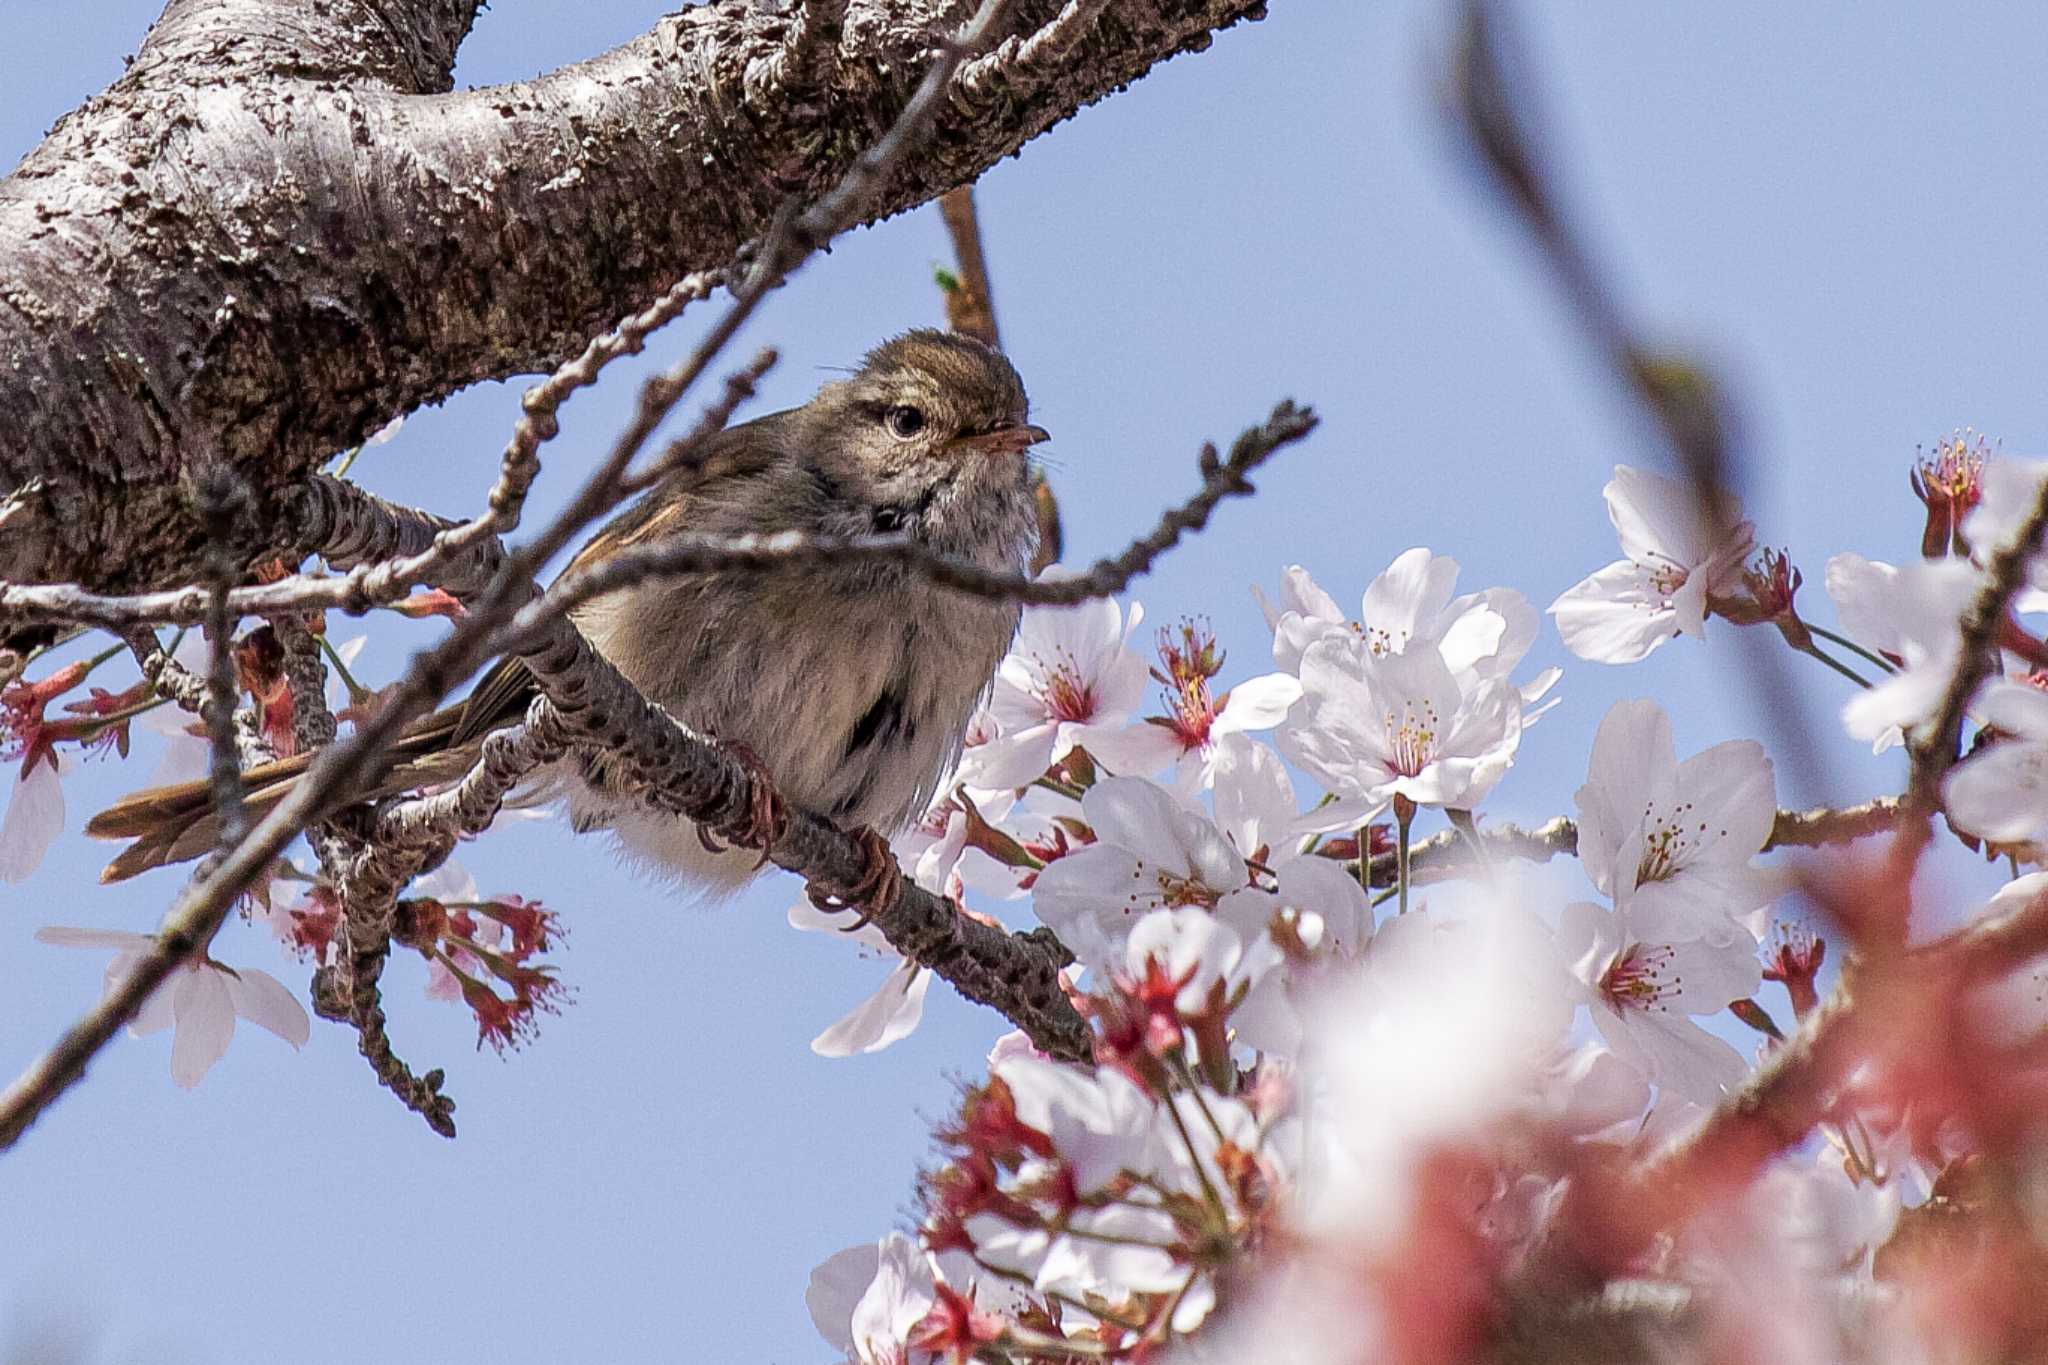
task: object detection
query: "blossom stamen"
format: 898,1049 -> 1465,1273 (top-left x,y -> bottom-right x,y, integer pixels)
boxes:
1599,942 -> 1682,1014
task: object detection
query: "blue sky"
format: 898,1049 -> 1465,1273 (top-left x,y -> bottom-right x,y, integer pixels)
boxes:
3,2 -> 2043,1361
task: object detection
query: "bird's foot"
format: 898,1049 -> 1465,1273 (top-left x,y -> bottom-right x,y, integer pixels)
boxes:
695,739 -> 788,866
806,827 -> 903,933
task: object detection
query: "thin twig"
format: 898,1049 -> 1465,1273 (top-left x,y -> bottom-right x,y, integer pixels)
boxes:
3,397 -> 1312,640
938,186 -> 1001,349
935,181 -> 1064,575
198,473 -> 250,849
954,0 -> 1115,103
373,700 -> 571,850
510,401 -> 1316,641
124,627 -> 208,713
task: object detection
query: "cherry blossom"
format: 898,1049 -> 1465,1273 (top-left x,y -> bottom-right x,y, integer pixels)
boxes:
953,787 -> 1072,901
1112,907 -> 1283,1076
1540,1042 -> 1654,1142
1557,901 -> 1760,1106
1260,552 -> 1559,722
977,1049 -> 1264,1329
1550,465 -> 1755,664
1573,699 -> 1777,942
1963,873 -> 2048,1046
1128,618 -> 1301,789
1310,899 -> 1572,1236
1911,431 -> 1986,558
1123,906 -> 1279,1019
1278,634 -> 1523,827
393,860 -> 567,1051
417,861 -> 484,1002
1744,1146 -> 1905,1279
247,868 -> 344,966
1028,776 -> 1272,977
1209,734 -> 1369,952
0,657 -> 99,883
962,592 -> 1169,788
34,927 -> 310,1088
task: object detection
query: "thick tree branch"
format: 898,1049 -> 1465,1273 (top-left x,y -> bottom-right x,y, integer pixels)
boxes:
128,0 -> 483,92
0,0 -> 1268,591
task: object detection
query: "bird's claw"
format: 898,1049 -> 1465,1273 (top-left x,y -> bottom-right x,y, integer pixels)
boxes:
696,739 -> 788,866
806,827 -> 903,933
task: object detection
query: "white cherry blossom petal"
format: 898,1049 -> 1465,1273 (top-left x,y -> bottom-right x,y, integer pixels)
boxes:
168,967 -> 237,1089
128,969 -> 180,1037
1079,720 -> 1184,779
806,1243 -> 879,1356
1551,560 -> 1689,664
809,960 -> 931,1057
1362,548 -> 1463,655
1211,672 -> 1303,737
1552,467 -> 1753,664
847,1232 -> 935,1365
1559,901 -> 1760,1106
221,967 -> 311,1048
36,926 -> 153,950
0,757 -> 66,883
1964,457 -> 2048,580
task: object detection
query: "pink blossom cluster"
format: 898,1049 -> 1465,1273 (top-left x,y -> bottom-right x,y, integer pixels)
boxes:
804,445 -> 2048,1362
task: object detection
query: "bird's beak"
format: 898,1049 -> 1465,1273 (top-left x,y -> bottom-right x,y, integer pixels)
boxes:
949,423 -> 1050,458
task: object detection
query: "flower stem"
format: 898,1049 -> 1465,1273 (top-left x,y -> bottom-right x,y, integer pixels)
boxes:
1807,622 -> 1896,674
1394,794 -> 1415,915
1032,775 -> 1086,801
1797,642 -> 1873,689
1446,807 -> 1491,869
1160,1078 -> 1227,1221
318,635 -> 370,704
71,694 -> 173,741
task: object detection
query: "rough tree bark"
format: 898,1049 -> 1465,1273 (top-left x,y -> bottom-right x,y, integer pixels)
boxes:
0,0 -> 1267,595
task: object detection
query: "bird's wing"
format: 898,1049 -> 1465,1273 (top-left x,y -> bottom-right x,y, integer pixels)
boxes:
561,412 -> 792,578
449,654 -> 543,747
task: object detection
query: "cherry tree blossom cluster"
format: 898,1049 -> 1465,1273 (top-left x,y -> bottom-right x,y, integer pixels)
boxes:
7,620 -> 567,1070
800,449 -> 2048,1363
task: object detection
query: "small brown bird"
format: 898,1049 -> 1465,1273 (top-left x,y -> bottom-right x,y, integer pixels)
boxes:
89,330 -> 1048,890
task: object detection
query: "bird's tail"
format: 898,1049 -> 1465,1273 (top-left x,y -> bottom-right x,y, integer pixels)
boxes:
86,658 -> 540,883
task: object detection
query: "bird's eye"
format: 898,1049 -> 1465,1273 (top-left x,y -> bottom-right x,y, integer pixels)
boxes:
885,405 -> 926,440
